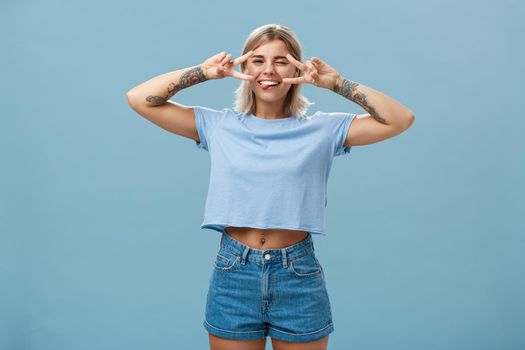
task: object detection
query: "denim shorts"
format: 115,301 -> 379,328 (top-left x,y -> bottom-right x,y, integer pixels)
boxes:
203,229 -> 334,343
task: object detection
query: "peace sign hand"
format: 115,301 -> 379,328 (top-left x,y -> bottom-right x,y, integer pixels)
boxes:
200,51 -> 255,81
282,54 -> 341,90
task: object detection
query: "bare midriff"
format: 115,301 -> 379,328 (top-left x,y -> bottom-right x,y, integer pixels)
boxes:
225,226 -> 310,249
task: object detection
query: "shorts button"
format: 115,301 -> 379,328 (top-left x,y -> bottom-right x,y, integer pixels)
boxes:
264,253 -> 271,260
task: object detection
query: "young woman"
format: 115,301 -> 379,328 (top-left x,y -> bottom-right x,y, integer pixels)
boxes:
127,24 -> 414,350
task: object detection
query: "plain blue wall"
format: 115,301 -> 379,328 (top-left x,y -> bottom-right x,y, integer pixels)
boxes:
1,0 -> 523,349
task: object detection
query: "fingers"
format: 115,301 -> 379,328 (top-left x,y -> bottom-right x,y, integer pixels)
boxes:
217,52 -> 227,62
286,54 -> 318,84
215,54 -> 232,76
286,54 -> 308,72
305,60 -> 317,73
311,57 -> 322,65
215,50 -> 255,80
281,58 -> 318,85
220,53 -> 233,68
232,50 -> 254,66
306,60 -> 319,81
230,70 -> 255,81
282,76 -> 308,85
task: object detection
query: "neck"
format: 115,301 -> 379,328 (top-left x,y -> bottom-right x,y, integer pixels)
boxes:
253,99 -> 288,119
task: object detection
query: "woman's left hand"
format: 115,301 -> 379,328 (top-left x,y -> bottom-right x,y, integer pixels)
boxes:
282,54 -> 341,90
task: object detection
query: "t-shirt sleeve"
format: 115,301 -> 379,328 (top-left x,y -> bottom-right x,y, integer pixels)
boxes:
325,111 -> 357,157
193,105 -> 227,152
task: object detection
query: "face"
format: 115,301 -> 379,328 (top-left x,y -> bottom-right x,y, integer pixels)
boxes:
244,39 -> 299,104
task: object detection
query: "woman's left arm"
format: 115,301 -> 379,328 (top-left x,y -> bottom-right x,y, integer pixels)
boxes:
330,75 -> 415,146
332,75 -> 415,130
284,55 -> 415,146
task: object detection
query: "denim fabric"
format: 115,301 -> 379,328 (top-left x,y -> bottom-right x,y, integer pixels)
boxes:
203,229 -> 334,342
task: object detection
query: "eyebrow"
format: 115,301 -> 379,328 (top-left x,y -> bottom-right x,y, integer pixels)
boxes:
251,55 -> 289,60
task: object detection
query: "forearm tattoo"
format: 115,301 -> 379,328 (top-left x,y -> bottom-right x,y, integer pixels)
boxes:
145,66 -> 208,106
332,77 -> 386,124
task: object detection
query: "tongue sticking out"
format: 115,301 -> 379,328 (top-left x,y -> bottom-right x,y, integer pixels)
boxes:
261,83 -> 279,90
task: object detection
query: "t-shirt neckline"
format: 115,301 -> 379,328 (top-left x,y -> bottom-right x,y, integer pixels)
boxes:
247,112 -> 296,122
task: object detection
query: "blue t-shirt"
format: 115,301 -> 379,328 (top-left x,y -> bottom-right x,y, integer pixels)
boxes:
193,106 -> 356,236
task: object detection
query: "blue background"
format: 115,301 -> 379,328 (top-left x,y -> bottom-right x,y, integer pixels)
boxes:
1,0 -> 523,349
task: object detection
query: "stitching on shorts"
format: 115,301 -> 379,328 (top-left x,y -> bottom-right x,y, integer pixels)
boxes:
204,319 -> 265,334
288,250 -> 312,261
213,256 -> 240,271
221,246 -> 313,263
217,254 -> 230,264
268,322 -> 333,336
288,259 -> 322,277
220,247 -> 242,258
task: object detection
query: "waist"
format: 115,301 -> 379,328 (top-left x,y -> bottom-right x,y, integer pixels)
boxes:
224,226 -> 310,249
220,229 -> 314,264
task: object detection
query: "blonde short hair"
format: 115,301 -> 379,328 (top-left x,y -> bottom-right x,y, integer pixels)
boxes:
232,24 -> 314,117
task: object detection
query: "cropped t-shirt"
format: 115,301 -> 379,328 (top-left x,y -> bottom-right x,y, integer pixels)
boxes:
192,106 -> 357,236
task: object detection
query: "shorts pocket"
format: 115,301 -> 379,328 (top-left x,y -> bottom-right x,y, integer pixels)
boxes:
288,253 -> 322,278
213,249 -> 241,272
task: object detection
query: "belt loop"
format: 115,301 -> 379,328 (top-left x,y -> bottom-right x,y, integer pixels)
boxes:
281,248 -> 288,268
241,246 -> 250,265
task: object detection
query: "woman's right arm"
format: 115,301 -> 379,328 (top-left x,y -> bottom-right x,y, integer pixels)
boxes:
127,65 -> 209,107
126,51 -> 253,141
126,51 -> 238,139
126,64 -> 210,142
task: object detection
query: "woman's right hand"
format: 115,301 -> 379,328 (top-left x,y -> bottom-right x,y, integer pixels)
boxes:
200,51 -> 255,81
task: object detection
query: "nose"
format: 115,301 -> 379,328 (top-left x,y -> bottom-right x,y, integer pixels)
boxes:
262,61 -> 277,74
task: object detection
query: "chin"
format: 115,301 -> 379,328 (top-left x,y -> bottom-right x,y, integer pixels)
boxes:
251,87 -> 291,102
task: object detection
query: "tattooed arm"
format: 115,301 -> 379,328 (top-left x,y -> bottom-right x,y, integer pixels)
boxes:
325,75 -> 415,146
125,52 -> 252,140
126,51 -> 253,107
125,64 -> 210,140
286,55 -> 414,134
332,75 -> 414,129
126,65 -> 208,107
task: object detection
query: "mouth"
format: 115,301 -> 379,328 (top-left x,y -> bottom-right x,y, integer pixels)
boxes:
257,80 -> 281,90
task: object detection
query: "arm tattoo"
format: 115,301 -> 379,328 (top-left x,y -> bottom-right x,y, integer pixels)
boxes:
332,77 -> 387,124
145,66 -> 208,106
332,78 -> 359,97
